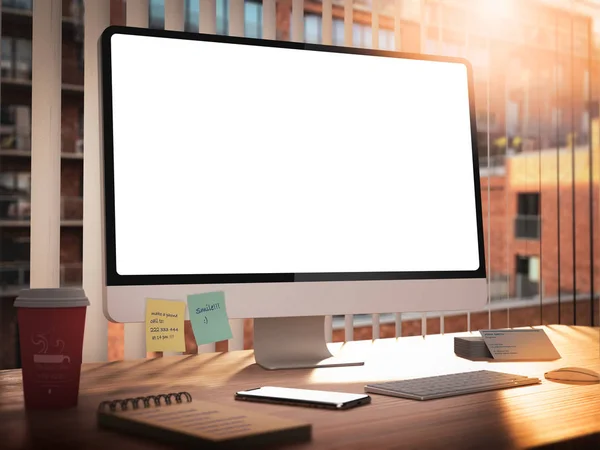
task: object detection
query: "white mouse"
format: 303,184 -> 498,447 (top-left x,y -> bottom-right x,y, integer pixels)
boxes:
544,367 -> 600,383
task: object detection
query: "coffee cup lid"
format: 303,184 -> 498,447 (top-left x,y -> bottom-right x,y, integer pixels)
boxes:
14,288 -> 90,308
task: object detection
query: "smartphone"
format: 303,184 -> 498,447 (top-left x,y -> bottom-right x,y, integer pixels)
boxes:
234,386 -> 371,410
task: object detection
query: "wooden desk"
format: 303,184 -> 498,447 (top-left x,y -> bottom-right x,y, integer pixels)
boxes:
1,325 -> 599,449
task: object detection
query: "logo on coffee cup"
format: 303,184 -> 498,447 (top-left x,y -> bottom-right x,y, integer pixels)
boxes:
32,333 -> 70,364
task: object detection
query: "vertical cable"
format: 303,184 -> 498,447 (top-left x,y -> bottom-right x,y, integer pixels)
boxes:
587,11 -> 595,326
570,1 -> 576,324
537,13 -> 544,326
488,31 -> 492,329
555,16 -> 562,324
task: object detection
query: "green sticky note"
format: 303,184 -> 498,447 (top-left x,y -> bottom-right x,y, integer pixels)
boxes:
187,291 -> 233,345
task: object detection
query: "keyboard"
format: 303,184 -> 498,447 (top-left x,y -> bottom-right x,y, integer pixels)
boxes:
364,370 -> 541,401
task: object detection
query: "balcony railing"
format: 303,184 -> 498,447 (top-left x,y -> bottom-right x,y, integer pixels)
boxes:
0,262 -> 82,296
478,155 -> 506,169
515,215 -> 541,240
0,195 -> 83,222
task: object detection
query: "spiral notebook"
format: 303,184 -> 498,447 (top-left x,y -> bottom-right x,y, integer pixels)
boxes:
97,391 -> 311,448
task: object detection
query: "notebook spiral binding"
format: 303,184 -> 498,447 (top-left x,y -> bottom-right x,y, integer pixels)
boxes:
98,392 -> 193,413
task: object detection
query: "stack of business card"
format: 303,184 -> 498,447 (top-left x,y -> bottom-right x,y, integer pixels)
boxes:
454,337 -> 493,360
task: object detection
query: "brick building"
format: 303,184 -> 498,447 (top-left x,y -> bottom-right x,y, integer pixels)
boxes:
1,0 -> 599,367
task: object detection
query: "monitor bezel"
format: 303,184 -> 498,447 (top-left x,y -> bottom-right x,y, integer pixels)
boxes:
100,25 -> 487,287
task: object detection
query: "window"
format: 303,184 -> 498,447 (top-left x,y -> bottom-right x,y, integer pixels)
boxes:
332,19 -> 344,46
353,24 -> 372,49
1,105 -> 30,151
13,39 -> 32,81
216,0 -> 228,35
518,193 -> 540,216
304,15 -> 321,44
515,193 -> 540,240
149,0 -> 165,29
244,1 -> 262,39
352,24 -> 363,48
476,111 -> 496,132
0,38 -> 33,81
2,0 -> 32,9
506,100 -> 520,138
185,0 -> 200,32
515,255 -> 540,298
1,38 -> 13,78
378,29 -> 395,51
551,107 -> 563,130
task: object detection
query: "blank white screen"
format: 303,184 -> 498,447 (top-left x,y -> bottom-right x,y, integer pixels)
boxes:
109,34 -> 481,275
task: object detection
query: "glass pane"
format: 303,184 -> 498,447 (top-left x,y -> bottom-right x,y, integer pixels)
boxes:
185,0 -> 200,32
14,39 -> 31,81
332,19 -> 344,46
304,14 -> 321,44
149,0 -> 165,29
244,1 -> 262,39
217,0 -> 228,35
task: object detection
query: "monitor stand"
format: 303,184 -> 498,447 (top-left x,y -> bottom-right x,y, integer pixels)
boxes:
253,316 -> 365,370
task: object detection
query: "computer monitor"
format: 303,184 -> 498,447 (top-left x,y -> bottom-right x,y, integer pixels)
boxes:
100,26 -> 487,370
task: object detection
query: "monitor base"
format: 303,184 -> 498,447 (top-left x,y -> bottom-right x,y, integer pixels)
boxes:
253,316 -> 365,370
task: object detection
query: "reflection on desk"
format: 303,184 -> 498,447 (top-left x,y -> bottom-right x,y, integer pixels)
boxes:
0,325 -> 599,449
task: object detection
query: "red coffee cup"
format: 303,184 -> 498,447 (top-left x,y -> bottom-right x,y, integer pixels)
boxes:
15,288 -> 89,409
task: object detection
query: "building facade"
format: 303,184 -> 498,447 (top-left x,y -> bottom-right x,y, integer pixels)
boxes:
1,0 -> 599,367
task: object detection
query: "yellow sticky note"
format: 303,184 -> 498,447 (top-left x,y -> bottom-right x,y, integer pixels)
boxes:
145,299 -> 186,353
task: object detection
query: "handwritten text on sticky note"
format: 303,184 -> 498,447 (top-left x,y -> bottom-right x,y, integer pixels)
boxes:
187,292 -> 233,345
145,299 -> 186,352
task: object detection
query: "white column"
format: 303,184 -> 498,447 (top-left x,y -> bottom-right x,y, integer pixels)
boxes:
437,0 -> 442,54
262,0 -> 276,40
420,0 -> 426,53
165,0 -> 185,31
344,0 -> 352,46
395,312 -> 402,337
229,0 -> 244,37
344,315 -> 353,341
30,0 -> 62,289
394,0 -> 402,51
199,0 -> 216,34
124,323 -> 147,360
126,0 -> 149,28
322,0 -> 332,45
228,318 -> 244,351
372,313 -> 380,340
324,315 -> 333,343
291,0 -> 303,42
223,0 -> 246,350
343,0 -> 354,335
421,313 -> 427,337
82,0 -> 110,363
121,0 -> 151,360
